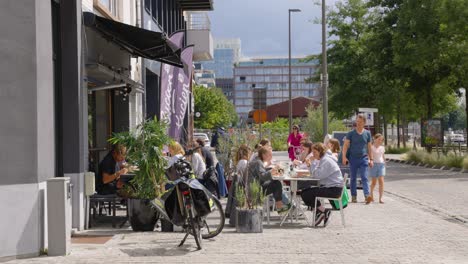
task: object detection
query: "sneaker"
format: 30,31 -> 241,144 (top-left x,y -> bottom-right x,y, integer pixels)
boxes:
323,209 -> 332,227
351,196 -> 357,203
314,210 -> 325,226
276,203 -> 292,214
365,196 -> 373,204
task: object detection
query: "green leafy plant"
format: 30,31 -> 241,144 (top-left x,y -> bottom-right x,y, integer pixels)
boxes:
236,180 -> 265,210
108,117 -> 170,199
386,146 -> 411,154
406,150 -> 464,168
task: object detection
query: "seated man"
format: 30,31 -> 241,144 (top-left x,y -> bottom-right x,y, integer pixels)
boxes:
96,144 -> 128,195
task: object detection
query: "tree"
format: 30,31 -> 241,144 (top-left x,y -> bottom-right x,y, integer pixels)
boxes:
303,105 -> 347,143
193,85 -> 238,129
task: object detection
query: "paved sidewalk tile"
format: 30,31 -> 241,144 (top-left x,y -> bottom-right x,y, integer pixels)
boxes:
6,193 -> 468,264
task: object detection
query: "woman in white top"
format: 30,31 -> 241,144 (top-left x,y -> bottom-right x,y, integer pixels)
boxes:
235,144 -> 251,184
369,133 -> 386,203
293,141 -> 314,169
186,141 -> 206,180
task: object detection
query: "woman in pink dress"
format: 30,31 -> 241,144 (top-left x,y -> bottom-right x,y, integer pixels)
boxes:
287,125 -> 303,161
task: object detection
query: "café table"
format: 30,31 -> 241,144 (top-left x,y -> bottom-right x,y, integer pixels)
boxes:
273,169 -> 319,227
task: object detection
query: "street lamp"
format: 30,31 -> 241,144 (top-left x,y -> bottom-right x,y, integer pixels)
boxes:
289,8 -> 301,133
321,0 -> 329,137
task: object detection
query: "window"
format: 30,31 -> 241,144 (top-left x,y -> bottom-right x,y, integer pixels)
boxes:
145,0 -> 151,13
239,76 -> 246,82
95,0 -> 119,19
151,0 -> 157,21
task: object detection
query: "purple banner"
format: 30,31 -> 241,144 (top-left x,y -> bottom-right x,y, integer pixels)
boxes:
169,46 -> 194,140
160,31 -> 184,126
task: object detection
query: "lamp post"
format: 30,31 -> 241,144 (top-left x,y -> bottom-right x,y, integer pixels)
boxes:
289,8 -> 301,133
321,0 -> 329,137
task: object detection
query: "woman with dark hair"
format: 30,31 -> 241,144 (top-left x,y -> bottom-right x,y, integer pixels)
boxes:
196,138 -> 214,169
249,138 -> 270,162
301,143 -> 344,226
287,125 -> 303,161
248,146 -> 290,213
293,141 -> 314,169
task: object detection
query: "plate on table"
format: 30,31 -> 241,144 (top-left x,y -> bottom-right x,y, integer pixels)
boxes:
294,169 -> 310,177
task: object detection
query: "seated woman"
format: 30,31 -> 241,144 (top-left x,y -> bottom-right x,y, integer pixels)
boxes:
236,144 -> 251,184
301,143 -> 344,226
166,141 -> 186,182
327,138 -> 341,162
249,138 -> 270,162
293,141 -> 314,169
248,146 -> 290,213
185,140 -> 206,180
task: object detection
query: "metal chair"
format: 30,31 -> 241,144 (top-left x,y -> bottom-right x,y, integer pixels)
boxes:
263,194 -> 276,225
312,173 -> 348,228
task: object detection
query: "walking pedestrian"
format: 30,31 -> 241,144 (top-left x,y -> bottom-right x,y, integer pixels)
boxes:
369,134 -> 386,203
341,114 -> 373,204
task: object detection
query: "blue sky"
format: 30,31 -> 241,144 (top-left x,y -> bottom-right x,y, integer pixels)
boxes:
209,0 -> 340,58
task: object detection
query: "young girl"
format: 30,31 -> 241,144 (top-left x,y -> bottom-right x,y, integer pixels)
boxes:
327,138 -> 341,162
369,134 -> 386,203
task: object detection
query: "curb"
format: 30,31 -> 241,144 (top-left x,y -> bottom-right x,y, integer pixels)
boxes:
386,159 -> 467,173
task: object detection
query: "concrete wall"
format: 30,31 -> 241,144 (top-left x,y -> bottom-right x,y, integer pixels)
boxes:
0,0 -> 54,259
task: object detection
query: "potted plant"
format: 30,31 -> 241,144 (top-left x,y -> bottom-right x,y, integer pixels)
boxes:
235,179 -> 265,233
109,117 -> 170,231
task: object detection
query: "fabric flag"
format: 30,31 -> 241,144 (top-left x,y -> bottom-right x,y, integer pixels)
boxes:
160,31 -> 184,126
168,46 -> 194,140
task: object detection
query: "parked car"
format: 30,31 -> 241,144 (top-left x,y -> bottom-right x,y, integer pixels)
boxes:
451,134 -> 465,143
193,132 -> 211,147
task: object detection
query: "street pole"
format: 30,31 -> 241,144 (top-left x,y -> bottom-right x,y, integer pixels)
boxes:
289,9 -> 301,133
322,0 -> 329,137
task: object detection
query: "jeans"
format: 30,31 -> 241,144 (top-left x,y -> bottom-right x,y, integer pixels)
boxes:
349,156 -> 370,197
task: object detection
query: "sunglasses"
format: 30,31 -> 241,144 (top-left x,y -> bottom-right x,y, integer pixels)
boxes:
293,127 -> 298,130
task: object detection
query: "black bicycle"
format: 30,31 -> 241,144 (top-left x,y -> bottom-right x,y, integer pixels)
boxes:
151,159 -> 224,250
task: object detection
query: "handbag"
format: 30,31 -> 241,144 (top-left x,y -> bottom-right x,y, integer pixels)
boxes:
330,187 -> 349,210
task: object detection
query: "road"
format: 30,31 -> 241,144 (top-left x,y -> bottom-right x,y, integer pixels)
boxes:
385,162 -> 468,225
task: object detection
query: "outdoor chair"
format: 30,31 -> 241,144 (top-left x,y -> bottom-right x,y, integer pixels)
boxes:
263,194 -> 276,225
263,185 -> 292,225
312,173 -> 348,228
89,194 -> 125,228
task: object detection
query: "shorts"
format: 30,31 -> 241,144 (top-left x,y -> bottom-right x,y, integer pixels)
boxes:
369,163 -> 385,177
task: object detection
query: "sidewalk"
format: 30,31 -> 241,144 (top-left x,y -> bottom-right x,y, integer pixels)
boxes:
7,191 -> 468,263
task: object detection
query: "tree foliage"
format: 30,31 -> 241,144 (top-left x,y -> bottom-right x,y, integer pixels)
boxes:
314,0 -> 465,126
193,85 -> 238,129
303,105 -> 347,143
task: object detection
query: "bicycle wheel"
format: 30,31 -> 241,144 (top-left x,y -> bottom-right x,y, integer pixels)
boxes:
201,196 -> 225,239
187,202 -> 202,250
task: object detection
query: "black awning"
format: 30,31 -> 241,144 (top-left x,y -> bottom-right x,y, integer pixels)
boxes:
83,12 -> 183,67
178,0 -> 213,11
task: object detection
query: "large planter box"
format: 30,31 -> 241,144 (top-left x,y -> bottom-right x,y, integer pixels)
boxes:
236,209 -> 263,233
128,198 -> 158,231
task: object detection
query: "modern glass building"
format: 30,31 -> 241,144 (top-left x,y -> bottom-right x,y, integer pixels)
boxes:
199,38 -> 241,102
233,58 -> 320,119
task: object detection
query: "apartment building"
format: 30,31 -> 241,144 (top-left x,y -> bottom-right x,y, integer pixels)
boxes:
233,58 -> 320,120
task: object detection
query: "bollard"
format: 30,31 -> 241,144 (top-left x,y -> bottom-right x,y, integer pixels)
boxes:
47,177 -> 71,256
